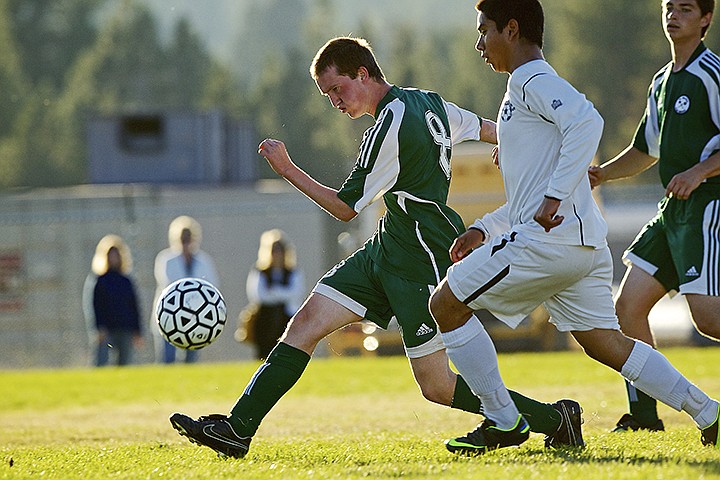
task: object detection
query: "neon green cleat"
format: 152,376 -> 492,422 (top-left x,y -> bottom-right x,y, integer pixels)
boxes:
445,414 -> 530,455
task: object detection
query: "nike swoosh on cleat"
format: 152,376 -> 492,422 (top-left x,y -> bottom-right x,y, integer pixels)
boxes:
203,425 -> 249,449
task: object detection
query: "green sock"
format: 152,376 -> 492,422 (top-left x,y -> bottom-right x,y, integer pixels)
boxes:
451,376 -> 561,435
228,342 -> 310,437
450,375 -> 483,413
509,389 -> 561,435
626,380 -> 659,426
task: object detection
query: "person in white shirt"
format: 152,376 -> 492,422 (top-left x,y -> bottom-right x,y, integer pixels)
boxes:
429,0 -> 720,455
245,229 -> 305,360
154,215 -> 219,364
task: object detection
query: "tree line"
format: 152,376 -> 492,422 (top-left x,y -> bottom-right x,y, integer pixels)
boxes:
0,0 -> 714,190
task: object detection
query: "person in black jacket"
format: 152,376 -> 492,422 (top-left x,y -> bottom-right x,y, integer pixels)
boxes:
86,234 -> 143,366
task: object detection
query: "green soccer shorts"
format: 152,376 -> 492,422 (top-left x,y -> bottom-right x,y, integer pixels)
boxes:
623,188 -> 720,296
313,246 -> 445,358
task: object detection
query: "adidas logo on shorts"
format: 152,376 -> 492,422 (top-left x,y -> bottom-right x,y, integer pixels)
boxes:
415,323 -> 433,336
686,266 -> 700,277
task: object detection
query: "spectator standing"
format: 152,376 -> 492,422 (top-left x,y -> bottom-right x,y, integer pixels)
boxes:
245,229 -> 305,360
154,215 -> 219,364
84,234 -> 142,367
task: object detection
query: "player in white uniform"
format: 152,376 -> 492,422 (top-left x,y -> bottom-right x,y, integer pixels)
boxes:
431,0 -> 720,455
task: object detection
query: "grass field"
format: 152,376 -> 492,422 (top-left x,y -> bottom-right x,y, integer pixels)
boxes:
3,347 -> 720,479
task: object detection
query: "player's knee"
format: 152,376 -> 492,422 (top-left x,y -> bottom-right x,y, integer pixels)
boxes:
614,293 -> 633,318
693,317 -> 720,340
429,282 -> 472,333
281,308 -> 324,346
428,284 -> 450,322
614,292 -> 650,325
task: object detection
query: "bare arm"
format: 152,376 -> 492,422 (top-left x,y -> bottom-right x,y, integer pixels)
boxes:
588,145 -> 657,188
665,150 -> 720,200
258,139 -> 357,222
480,118 -> 497,145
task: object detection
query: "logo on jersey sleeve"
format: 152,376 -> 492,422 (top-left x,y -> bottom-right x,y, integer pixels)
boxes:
501,101 -> 515,122
674,95 -> 690,114
551,99 -> 563,110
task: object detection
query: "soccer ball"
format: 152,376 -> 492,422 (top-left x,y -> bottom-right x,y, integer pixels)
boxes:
155,278 -> 227,350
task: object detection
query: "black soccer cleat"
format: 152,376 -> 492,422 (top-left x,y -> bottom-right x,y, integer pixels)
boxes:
701,405 -> 720,447
445,414 -> 530,455
611,413 -> 665,433
170,412 -> 251,458
544,399 -> 585,448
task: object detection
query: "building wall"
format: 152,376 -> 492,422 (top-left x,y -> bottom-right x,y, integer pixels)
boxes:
0,183 -> 356,369
86,111 -> 257,185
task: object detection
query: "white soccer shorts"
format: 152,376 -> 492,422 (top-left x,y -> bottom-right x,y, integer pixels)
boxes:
447,231 -> 619,332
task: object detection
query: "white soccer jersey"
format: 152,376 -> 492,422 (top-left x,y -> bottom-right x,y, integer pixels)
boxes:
473,60 -> 608,248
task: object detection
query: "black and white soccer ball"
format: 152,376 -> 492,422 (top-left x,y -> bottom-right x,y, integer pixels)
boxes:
155,278 -> 227,350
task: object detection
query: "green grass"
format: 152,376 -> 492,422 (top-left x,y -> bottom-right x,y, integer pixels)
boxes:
3,347 -> 720,479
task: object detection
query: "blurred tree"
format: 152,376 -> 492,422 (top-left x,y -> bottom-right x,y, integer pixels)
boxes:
550,0 -> 666,176
444,29 -> 508,118
14,4 -> 168,186
0,0 -> 28,187
1,0 -> 234,188
247,0 -> 368,187
7,0 -> 103,93
4,0 -> 709,191
162,18 -> 214,107
200,62 -> 249,114
233,0 -> 309,88
0,0 -> 26,139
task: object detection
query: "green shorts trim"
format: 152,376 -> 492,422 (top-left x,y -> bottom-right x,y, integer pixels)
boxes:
314,246 -> 445,357
624,190 -> 720,295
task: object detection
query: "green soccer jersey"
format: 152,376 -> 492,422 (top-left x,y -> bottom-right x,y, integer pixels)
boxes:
633,43 -> 720,188
337,86 -> 482,284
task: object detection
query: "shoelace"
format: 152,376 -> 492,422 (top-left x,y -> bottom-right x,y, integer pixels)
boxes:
198,414 -> 228,422
462,422 -> 492,444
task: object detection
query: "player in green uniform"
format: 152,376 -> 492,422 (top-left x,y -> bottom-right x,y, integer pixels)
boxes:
590,0 -> 720,432
169,36 -> 583,458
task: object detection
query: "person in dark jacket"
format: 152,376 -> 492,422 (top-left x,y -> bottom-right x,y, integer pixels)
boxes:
86,234 -> 143,366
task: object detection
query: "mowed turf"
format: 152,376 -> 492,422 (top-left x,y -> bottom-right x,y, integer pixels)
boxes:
3,347 -> 720,479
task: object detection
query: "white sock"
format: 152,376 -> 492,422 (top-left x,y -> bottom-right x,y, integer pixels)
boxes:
441,317 -> 520,429
621,340 -> 719,429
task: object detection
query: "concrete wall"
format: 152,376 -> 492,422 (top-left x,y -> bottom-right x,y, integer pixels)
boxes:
0,176 -> 674,368
87,111 -> 258,185
0,182 -> 362,369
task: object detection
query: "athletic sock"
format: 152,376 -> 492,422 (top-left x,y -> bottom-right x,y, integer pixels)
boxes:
621,340 -> 719,429
450,377 -> 561,435
509,389 -> 562,435
625,379 -> 660,426
451,375 -> 483,413
228,342 -> 310,437
442,318 -> 520,430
